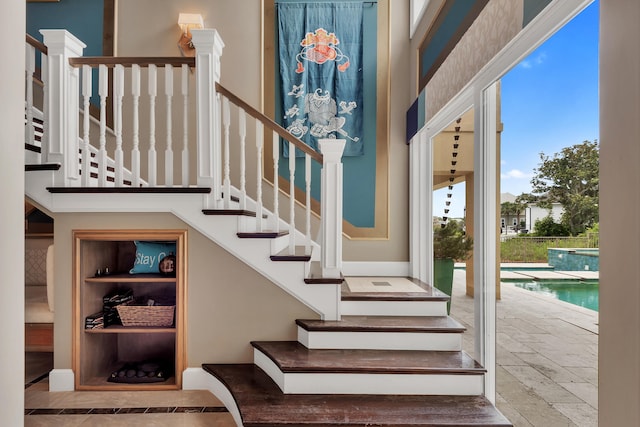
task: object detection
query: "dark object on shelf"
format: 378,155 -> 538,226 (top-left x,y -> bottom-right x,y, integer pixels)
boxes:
107,361 -> 170,383
103,288 -> 134,327
103,288 -> 134,306
158,253 -> 176,277
85,311 -> 104,330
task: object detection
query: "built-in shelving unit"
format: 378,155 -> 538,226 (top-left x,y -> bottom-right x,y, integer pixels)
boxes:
72,230 -> 186,391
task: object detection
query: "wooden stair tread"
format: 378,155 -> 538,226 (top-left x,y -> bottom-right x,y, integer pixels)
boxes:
25,143 -> 41,153
203,209 -> 261,217
341,278 -> 449,302
237,230 -> 289,239
296,315 -> 466,333
270,246 -> 312,262
46,186 -> 211,193
25,163 -> 60,171
304,261 -> 344,284
202,364 -> 512,427
251,341 -> 484,374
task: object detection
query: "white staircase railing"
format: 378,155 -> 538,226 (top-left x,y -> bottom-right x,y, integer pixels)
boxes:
27,28 -> 345,281
25,34 -> 48,161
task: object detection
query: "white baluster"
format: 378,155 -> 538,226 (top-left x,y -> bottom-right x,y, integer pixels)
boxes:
181,64 -> 189,187
114,64 -> 124,186
272,131 -> 280,232
98,64 -> 108,187
165,64 -> 174,186
81,65 -> 91,186
255,121 -> 264,232
222,96 -> 231,209
148,64 -> 157,186
25,44 -> 35,150
131,64 -> 141,187
289,142 -> 296,254
305,153 -> 312,255
239,108 -> 247,210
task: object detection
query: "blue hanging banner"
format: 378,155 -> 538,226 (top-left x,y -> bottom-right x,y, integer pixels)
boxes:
278,2 -> 364,157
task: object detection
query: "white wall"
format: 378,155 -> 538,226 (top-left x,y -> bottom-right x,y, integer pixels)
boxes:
599,0 -> 640,424
0,0 -> 25,424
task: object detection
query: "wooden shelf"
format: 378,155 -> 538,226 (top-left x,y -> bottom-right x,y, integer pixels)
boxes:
73,230 -> 186,391
85,273 -> 176,283
85,326 -> 175,334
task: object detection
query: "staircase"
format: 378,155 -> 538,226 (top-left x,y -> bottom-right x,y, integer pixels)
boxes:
196,279 -> 510,426
23,29 -> 511,426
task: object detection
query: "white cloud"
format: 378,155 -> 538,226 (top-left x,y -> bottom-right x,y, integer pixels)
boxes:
501,169 -> 532,180
519,52 -> 547,70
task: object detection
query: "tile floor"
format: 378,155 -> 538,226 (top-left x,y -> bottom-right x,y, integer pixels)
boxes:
450,270 -> 598,427
24,269 -> 598,426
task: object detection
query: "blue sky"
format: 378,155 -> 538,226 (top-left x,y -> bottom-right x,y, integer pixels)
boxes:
436,0 -> 599,219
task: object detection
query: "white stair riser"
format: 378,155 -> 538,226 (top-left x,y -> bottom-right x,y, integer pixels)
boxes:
341,300 -> 448,316
298,327 -> 462,351
254,349 -> 483,395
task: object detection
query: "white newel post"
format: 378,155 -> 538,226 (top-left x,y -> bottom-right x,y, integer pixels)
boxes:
40,30 -> 85,187
319,139 -> 346,278
191,29 -> 225,208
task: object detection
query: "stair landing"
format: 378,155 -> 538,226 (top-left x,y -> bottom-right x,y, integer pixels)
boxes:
203,364 -> 512,427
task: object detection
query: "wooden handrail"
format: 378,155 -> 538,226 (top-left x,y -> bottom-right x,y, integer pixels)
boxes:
26,34 -> 47,55
216,83 -> 323,164
69,57 -> 195,68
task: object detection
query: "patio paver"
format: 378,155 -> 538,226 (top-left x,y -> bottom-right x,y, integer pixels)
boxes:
450,270 -> 598,427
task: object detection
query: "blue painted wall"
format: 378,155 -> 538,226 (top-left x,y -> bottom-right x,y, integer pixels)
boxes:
27,0 -> 104,56
27,0 -> 105,107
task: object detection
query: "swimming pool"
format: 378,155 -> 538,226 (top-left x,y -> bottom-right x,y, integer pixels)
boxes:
512,280 -> 599,311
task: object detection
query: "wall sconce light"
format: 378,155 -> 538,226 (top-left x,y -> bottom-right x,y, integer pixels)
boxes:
177,13 -> 204,57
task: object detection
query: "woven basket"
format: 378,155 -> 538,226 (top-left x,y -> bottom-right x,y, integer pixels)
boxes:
116,304 -> 175,327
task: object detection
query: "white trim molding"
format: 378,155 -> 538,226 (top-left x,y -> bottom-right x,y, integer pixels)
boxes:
49,369 -> 75,392
182,367 -> 244,426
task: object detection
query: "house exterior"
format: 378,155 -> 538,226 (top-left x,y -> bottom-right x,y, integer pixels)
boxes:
501,192 -> 564,233
1,0 -> 637,426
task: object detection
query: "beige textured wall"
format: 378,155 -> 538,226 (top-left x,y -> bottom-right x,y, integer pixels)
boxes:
53,213 -> 318,370
425,0 -> 522,120
409,0 -> 523,112
599,0 -> 640,424
116,0 -> 261,104
342,0 -> 411,261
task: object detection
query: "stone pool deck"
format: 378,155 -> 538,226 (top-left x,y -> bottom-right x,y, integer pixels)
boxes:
450,269 -> 598,426
500,263 -> 599,281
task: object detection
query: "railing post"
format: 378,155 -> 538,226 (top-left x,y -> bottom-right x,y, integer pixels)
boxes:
319,139 -> 346,279
191,29 -> 225,208
40,30 -> 85,187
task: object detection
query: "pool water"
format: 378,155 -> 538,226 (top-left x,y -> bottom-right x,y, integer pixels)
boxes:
513,280 -> 599,311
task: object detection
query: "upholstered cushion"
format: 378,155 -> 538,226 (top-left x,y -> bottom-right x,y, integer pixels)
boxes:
25,285 -> 54,323
46,244 -> 54,312
25,248 -> 48,285
129,241 -> 176,274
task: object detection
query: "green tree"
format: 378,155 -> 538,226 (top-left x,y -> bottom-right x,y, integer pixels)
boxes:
530,140 -> 599,235
533,216 -> 570,237
501,200 -> 527,231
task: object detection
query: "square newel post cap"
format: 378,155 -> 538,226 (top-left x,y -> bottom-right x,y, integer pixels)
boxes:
319,139 -> 346,163
40,29 -> 86,56
190,29 -> 225,56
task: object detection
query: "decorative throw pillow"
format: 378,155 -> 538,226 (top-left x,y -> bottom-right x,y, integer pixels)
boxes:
129,241 -> 176,274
